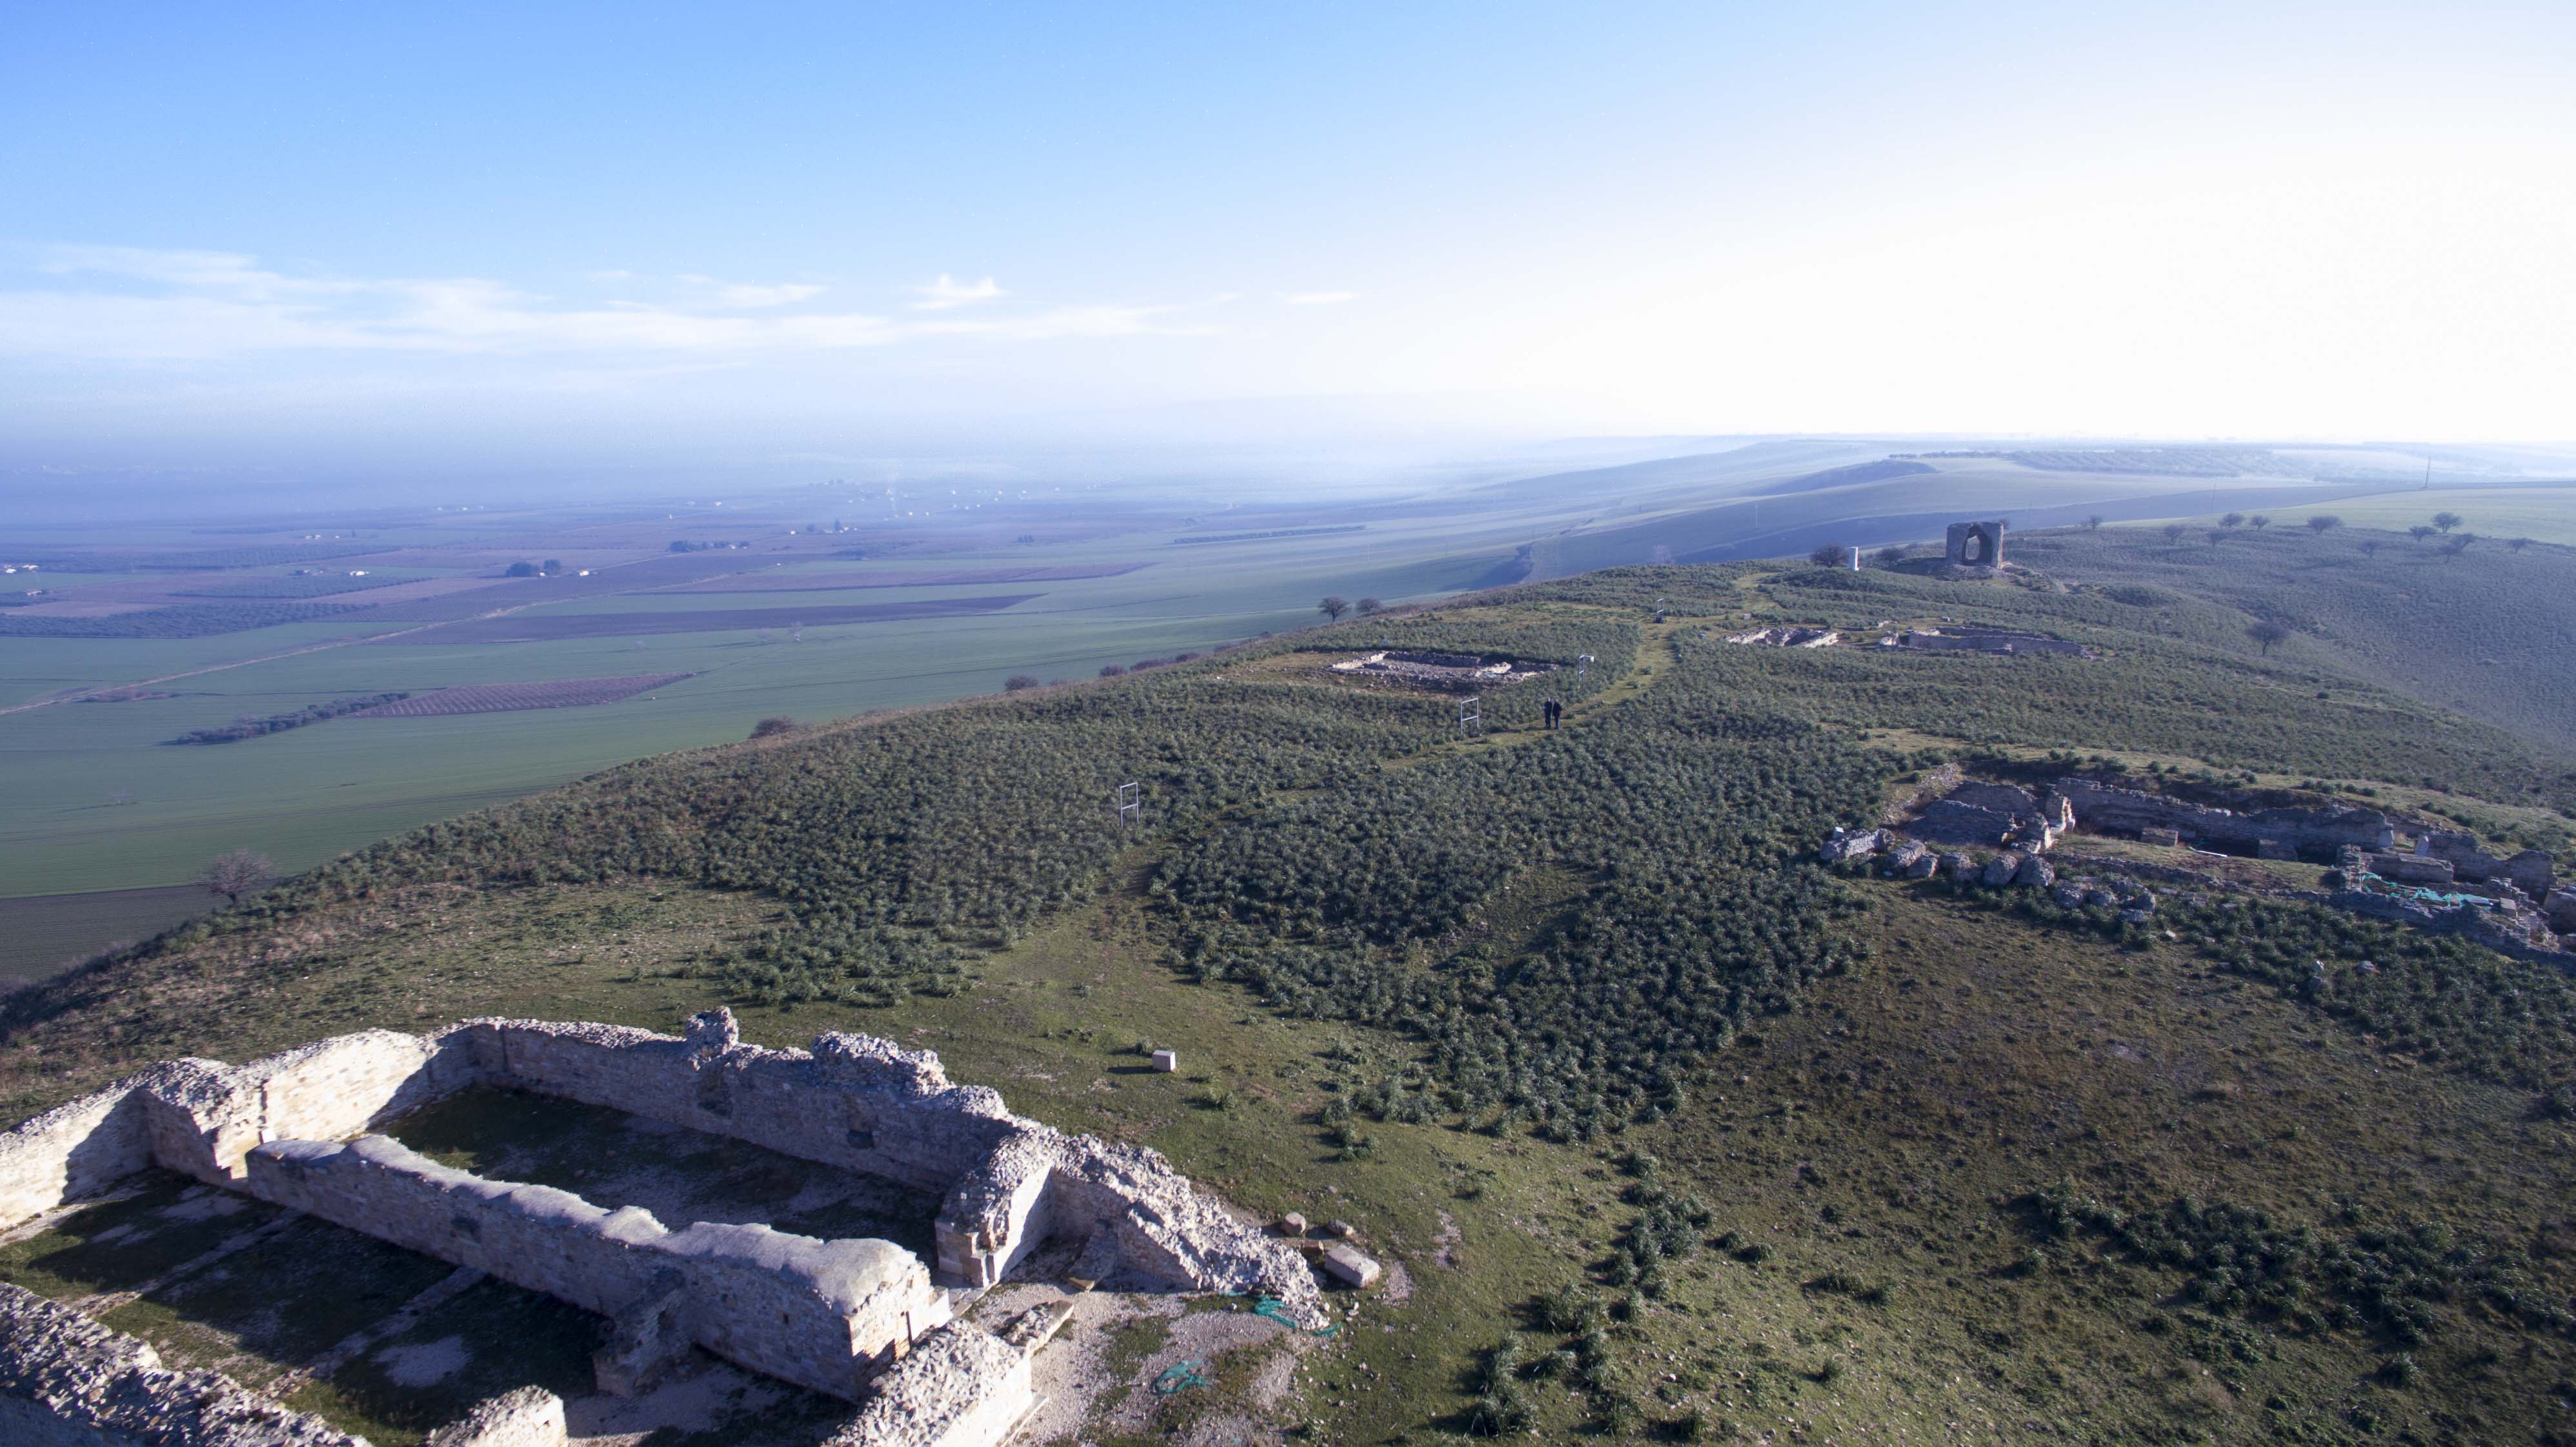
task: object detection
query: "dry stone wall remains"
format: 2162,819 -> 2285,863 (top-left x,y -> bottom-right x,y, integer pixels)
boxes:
244,1134 -> 943,1401
0,1282 -> 366,1447
421,1388 -> 564,1447
2051,778 -> 2394,857
823,1322 -> 1034,1447
0,1011 -> 1320,1447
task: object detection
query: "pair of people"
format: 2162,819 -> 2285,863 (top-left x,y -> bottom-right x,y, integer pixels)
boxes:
1542,697 -> 1564,730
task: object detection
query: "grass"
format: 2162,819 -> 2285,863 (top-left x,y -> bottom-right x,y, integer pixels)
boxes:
8,865 -> 2572,1442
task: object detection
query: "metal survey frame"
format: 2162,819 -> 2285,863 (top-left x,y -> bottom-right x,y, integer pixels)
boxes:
1115,780 -> 1141,826
1457,696 -> 1481,738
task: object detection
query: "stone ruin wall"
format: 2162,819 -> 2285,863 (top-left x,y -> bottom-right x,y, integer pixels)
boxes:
0,1281 -> 365,1447
244,1134 -> 945,1400
0,1012 -> 1320,1443
2049,777 -> 2395,856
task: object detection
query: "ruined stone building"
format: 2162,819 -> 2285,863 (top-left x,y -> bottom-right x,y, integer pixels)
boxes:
1945,520 -> 2006,568
0,1011 -> 1319,1447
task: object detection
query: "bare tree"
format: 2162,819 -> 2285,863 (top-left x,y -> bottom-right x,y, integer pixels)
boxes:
2432,511 -> 2463,533
1317,596 -> 1350,621
2359,539 -> 2382,557
2247,620 -> 2291,655
1099,663 -> 1127,677
1809,543 -> 1848,568
2442,534 -> 2475,562
1874,544 -> 1909,566
197,849 -> 275,906
2409,525 -> 2438,544
749,716 -> 800,738
1356,597 -> 1384,615
2221,512 -> 2245,529
2162,523 -> 2189,543
2509,536 -> 2534,552
2082,514 -> 2104,531
1003,674 -> 1040,692
2248,514 -> 2272,529
2306,514 -> 2342,534
2206,529 -> 2225,547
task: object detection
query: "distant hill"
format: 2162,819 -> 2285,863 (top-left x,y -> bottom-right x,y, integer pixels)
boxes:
1747,457 -> 1936,494
2028,521 -> 2576,754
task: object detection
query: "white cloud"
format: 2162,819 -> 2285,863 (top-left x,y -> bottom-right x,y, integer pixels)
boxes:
716,281 -> 827,308
911,273 -> 1004,310
1281,290 -> 1356,306
0,247 -> 1198,362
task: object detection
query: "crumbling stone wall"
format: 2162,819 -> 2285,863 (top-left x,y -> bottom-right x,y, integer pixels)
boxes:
146,1031 -> 472,1187
2053,778 -> 2393,856
243,1135 -> 946,1401
0,1282 -> 365,1447
0,1009 -> 1323,1437
2417,832 -> 2556,899
824,1322 -> 1034,1447
0,1084 -> 155,1229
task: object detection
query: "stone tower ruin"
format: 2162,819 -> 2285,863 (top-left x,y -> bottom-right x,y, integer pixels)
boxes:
1945,520 -> 2005,567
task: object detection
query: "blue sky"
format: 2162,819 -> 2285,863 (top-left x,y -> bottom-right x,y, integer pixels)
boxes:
5,3 -> 2573,488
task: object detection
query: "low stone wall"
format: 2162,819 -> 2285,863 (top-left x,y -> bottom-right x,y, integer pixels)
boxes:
2055,778 -> 2393,856
0,1080 -> 156,1230
461,1016 -> 1323,1324
458,1020 -> 1018,1199
0,1008 -> 1324,1439
825,1323 -> 1034,1447
0,1282 -> 366,1447
243,1135 -> 945,1401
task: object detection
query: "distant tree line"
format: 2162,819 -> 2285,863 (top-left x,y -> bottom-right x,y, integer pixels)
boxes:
165,693 -> 412,745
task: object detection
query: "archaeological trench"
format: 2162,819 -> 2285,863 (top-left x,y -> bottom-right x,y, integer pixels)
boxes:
0,1008 -> 1349,1447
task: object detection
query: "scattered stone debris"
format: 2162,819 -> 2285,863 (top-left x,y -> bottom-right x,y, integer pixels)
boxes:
1895,627 -> 2089,656
1320,1244 -> 1382,1289
1818,827 -> 1886,864
1327,650 -> 1555,691
1726,626 -> 1838,647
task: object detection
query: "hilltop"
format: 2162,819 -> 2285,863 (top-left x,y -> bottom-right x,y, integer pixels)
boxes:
5,529 -> 2576,1445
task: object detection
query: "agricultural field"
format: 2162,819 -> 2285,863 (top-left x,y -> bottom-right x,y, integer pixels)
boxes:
348,673 -> 697,718
8,558 -> 2576,1444
6,448 -> 2571,984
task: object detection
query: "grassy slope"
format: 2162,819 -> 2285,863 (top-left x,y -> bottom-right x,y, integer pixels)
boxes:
8,560 -> 2576,1445
2021,523 -> 2576,756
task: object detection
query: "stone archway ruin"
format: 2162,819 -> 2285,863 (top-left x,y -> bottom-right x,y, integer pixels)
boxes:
1946,520 -> 2006,568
